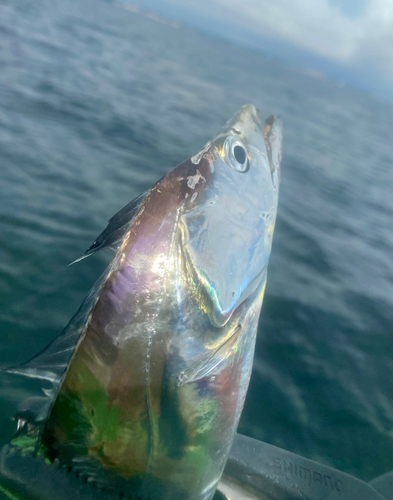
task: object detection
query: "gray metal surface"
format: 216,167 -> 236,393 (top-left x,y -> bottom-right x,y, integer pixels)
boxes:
0,434 -> 391,500
368,472 -> 393,500
214,434 -> 388,500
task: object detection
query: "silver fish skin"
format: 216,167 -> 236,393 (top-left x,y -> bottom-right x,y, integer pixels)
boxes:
8,105 -> 282,500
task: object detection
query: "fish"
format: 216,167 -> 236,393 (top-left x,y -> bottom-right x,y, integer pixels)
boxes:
1,105 -> 282,500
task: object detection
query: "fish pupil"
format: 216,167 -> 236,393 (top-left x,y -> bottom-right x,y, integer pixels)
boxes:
233,145 -> 246,164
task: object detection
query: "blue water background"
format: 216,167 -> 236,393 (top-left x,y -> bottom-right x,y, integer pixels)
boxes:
0,0 -> 392,482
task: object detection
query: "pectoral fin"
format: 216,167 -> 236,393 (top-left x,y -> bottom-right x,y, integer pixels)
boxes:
70,190 -> 149,265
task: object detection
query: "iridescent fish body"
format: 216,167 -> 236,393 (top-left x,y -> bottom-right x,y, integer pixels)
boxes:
6,105 -> 282,500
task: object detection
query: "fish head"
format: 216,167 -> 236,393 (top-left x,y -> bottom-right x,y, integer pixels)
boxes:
180,104 -> 282,328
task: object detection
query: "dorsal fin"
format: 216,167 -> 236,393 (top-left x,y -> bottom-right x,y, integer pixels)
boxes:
70,190 -> 149,265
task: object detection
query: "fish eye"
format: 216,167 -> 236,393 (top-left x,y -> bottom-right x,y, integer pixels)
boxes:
234,145 -> 246,164
223,136 -> 250,173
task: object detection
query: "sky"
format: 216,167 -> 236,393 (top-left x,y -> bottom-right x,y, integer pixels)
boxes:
133,0 -> 393,99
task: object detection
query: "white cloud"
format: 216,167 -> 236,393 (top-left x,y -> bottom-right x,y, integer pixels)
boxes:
174,0 -> 393,83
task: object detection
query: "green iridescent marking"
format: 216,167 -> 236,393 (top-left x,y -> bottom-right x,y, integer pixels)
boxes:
0,484 -> 22,500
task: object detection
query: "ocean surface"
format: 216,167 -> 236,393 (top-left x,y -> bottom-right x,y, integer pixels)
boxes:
0,0 -> 392,485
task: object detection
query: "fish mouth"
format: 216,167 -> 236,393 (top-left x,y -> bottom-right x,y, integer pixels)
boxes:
223,104 -> 262,137
224,104 -> 282,184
